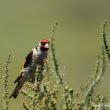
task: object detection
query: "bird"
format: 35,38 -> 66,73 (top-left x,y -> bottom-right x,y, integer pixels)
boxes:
9,39 -> 50,99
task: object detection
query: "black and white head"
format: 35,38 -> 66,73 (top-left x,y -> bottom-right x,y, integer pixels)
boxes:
37,39 -> 50,51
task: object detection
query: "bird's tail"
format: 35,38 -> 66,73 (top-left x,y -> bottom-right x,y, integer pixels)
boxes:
14,74 -> 22,83
9,81 -> 24,99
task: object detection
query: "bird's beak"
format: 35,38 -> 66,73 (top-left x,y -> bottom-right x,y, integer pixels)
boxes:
44,43 -> 49,49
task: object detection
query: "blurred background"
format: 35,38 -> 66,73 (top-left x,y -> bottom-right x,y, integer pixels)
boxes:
0,0 -> 110,109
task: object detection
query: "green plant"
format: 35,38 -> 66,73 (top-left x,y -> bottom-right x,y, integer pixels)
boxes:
2,54 -> 11,110
1,21 -> 110,110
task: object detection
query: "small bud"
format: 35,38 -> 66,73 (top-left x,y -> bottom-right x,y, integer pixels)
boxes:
64,86 -> 69,91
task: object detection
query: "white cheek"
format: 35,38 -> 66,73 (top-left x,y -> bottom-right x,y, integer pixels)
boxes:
38,43 -> 41,46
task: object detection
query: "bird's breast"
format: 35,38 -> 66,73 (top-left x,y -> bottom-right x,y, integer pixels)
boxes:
32,49 -> 47,65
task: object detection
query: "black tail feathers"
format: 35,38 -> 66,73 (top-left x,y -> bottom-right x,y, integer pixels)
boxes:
14,74 -> 22,83
9,81 -> 24,99
9,91 -> 19,99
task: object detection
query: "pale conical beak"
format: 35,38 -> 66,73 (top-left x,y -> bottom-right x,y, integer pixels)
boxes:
44,43 -> 49,49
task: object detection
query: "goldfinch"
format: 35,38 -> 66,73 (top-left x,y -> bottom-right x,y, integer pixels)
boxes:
9,39 -> 49,99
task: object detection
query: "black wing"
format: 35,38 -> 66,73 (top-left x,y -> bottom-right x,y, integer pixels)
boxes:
14,50 -> 33,84
24,50 -> 33,68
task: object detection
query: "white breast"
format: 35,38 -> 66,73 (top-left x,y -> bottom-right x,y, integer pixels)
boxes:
32,48 -> 47,65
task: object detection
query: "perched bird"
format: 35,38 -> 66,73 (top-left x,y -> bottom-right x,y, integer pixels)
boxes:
9,39 -> 49,99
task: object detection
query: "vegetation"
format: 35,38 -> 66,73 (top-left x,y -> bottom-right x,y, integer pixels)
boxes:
1,21 -> 110,110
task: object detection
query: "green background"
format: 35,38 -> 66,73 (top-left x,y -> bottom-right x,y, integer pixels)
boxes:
0,0 -> 110,109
